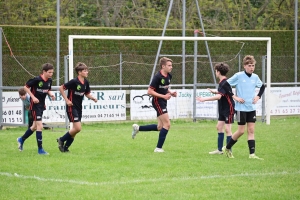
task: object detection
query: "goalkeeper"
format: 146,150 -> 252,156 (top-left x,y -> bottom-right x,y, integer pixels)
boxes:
222,55 -> 265,160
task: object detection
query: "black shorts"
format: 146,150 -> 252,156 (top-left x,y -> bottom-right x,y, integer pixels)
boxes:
30,109 -> 43,121
67,108 -> 82,122
236,111 -> 256,125
152,99 -> 168,117
218,113 -> 234,124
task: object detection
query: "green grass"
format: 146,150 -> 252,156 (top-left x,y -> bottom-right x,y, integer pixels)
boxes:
0,116 -> 300,200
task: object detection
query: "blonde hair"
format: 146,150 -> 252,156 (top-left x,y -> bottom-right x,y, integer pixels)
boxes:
243,55 -> 256,65
159,57 -> 173,68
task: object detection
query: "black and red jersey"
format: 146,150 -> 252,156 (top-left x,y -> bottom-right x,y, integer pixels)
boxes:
149,70 -> 172,103
62,77 -> 91,111
26,75 -> 52,111
218,78 -> 235,116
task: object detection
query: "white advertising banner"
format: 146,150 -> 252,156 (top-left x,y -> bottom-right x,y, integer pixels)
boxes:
1,87 -> 299,124
176,89 -> 218,118
267,87 -> 300,115
2,92 -> 24,124
195,90 -> 218,118
43,90 -> 126,122
130,87 -> 300,120
176,90 -> 194,118
130,90 -> 176,120
254,88 -> 263,116
130,89 -> 219,120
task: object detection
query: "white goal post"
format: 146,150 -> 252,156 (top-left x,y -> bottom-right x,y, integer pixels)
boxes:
68,35 -> 271,124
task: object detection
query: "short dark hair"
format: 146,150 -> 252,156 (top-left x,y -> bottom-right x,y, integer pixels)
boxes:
214,62 -> 229,76
159,57 -> 173,69
75,62 -> 88,74
18,87 -> 26,95
42,63 -> 54,72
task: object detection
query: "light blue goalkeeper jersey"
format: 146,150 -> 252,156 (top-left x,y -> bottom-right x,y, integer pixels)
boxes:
227,71 -> 262,112
22,94 -> 30,110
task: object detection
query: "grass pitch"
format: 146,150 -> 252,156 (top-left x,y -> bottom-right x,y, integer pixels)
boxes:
0,116 -> 299,199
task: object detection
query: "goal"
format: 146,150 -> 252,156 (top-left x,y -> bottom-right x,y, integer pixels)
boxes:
68,35 -> 272,124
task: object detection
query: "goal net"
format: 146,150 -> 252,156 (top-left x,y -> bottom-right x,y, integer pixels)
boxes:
67,35 -> 271,124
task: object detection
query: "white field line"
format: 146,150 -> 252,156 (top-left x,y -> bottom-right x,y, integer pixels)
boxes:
0,171 -> 299,186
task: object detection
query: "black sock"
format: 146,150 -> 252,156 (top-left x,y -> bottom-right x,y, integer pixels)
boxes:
22,128 -> 34,141
218,132 -> 224,151
226,136 -> 232,145
227,136 -> 232,151
226,138 -> 237,149
60,132 -> 72,142
248,140 -> 255,154
36,131 -> 42,149
156,128 -> 168,148
139,124 -> 158,131
64,138 -> 74,151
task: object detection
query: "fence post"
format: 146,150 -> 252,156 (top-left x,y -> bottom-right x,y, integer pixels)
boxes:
261,55 -> 266,122
64,55 -> 69,129
0,28 -> 3,130
120,52 -> 122,90
238,53 -> 241,72
193,30 -> 198,122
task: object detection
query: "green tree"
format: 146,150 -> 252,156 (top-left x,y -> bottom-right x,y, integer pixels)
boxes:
0,0 -> 298,30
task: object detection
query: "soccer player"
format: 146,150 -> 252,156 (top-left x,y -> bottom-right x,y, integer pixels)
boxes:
56,62 -> 97,152
196,63 -> 235,155
17,63 -> 55,155
222,55 -> 265,159
131,57 -> 177,153
18,87 -> 33,129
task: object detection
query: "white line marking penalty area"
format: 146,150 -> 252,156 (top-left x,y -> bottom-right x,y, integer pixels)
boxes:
0,171 -> 299,186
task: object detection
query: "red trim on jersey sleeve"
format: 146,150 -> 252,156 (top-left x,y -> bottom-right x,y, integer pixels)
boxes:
67,90 -> 73,113
225,94 -> 235,116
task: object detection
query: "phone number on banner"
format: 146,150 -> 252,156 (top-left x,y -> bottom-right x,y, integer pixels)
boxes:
2,109 -> 23,124
82,113 -> 126,121
270,108 -> 300,115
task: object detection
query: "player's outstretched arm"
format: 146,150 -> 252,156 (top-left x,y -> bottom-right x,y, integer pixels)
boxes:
197,94 -> 221,102
207,88 -> 218,94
